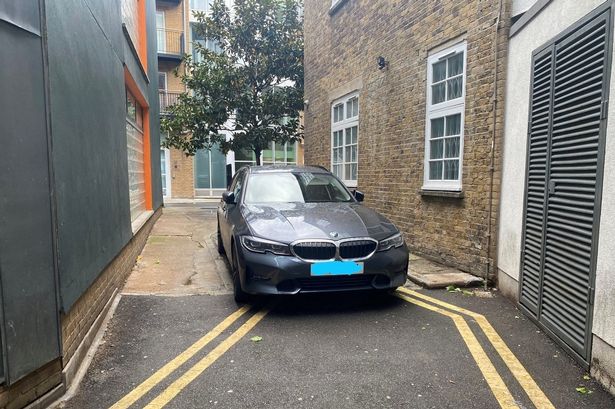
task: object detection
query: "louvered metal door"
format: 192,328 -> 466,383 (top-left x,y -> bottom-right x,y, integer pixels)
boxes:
520,8 -> 612,362
519,47 -> 554,316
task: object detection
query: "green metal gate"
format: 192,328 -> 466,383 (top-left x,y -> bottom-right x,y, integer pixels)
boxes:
519,4 -> 613,364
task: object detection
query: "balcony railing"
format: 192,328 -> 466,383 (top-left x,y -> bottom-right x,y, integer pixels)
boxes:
159,90 -> 182,113
157,28 -> 184,57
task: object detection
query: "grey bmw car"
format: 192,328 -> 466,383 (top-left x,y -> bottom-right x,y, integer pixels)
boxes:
217,165 -> 409,302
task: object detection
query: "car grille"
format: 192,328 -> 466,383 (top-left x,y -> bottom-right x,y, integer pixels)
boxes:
339,240 -> 378,259
292,241 -> 336,260
296,275 -> 375,292
291,239 -> 378,261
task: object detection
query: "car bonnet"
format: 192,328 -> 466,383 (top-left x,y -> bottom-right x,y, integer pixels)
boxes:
241,202 -> 398,243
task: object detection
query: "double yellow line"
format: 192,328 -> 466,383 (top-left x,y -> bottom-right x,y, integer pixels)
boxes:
110,304 -> 271,409
395,287 -> 554,409
111,289 -> 553,409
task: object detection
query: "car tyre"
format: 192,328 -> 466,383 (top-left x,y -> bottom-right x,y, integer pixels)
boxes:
231,242 -> 249,304
217,221 -> 225,256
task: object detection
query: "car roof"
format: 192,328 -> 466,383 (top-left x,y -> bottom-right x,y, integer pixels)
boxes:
246,165 -> 331,174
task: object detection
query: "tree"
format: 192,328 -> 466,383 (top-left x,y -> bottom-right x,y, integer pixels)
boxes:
161,0 -> 304,165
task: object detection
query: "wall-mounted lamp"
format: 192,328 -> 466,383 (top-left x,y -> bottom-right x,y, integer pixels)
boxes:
377,56 -> 388,70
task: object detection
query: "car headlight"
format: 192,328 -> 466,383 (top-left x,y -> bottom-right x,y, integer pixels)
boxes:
377,232 -> 404,252
241,236 -> 291,255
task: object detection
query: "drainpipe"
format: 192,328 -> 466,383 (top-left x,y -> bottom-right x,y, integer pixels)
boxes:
183,0 -> 188,93
486,0 -> 503,291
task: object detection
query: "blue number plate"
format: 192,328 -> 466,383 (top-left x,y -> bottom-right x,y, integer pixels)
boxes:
310,261 -> 364,276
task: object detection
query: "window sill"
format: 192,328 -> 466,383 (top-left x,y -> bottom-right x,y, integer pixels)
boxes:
329,0 -> 350,16
419,189 -> 464,199
131,210 -> 154,234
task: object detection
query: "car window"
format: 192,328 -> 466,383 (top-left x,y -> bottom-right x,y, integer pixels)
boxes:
244,172 -> 353,204
232,170 -> 245,201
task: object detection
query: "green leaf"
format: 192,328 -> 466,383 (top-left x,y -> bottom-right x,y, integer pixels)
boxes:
583,374 -> 591,380
462,290 -> 474,296
250,336 -> 263,343
446,285 -> 457,292
576,386 -> 592,394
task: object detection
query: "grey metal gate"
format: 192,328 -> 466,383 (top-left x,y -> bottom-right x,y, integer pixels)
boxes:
520,6 -> 612,363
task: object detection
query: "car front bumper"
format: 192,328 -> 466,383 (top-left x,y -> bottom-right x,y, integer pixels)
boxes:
236,243 -> 409,295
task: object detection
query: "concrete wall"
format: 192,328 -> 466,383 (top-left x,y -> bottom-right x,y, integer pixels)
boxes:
592,0 -> 615,392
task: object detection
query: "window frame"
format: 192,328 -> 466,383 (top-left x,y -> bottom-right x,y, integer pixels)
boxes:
157,72 -> 167,91
330,92 -> 359,187
262,141 -> 298,165
423,41 -> 467,191
125,88 -> 147,223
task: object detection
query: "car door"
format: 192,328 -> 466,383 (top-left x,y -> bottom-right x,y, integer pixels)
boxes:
219,169 -> 246,255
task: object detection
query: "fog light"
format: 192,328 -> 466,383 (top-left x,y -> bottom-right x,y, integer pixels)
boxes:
246,267 -> 271,281
372,275 -> 391,289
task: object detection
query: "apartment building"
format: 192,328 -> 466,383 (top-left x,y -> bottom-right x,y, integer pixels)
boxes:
0,0 -> 161,407
155,0 -> 304,200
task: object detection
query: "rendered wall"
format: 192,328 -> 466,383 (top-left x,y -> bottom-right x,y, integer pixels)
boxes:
497,0 -> 606,283
593,2 -> 615,355
497,0 -> 615,391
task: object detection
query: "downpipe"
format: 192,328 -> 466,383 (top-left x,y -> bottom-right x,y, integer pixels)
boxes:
485,0 -> 503,291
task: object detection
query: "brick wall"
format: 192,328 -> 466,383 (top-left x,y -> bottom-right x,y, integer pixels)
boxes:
159,1 -> 183,32
304,0 -> 510,278
0,360 -> 62,409
170,148 -> 195,198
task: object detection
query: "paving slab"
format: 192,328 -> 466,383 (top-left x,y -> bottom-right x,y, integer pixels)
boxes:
407,254 -> 484,289
123,205 -> 232,296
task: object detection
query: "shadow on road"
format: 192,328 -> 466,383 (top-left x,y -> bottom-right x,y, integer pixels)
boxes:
251,290 -> 407,317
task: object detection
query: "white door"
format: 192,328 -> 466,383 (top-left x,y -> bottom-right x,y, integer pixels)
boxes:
156,11 -> 166,52
161,149 -> 172,198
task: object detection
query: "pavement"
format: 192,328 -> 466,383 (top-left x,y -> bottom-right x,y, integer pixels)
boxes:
123,204 -> 232,296
56,205 -> 615,409
406,253 -> 484,289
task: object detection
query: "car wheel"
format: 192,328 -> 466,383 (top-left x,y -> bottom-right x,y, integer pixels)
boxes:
217,221 -> 225,256
231,242 -> 249,304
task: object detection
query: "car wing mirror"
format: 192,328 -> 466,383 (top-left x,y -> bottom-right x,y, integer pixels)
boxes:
354,190 -> 365,202
222,191 -> 236,205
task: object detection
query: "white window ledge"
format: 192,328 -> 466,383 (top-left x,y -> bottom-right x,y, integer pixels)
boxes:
419,189 -> 464,199
131,210 -> 154,234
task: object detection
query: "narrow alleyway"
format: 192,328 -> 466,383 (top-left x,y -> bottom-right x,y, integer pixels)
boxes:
57,205 -> 615,409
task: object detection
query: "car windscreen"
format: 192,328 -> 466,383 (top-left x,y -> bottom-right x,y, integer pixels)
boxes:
244,172 -> 354,203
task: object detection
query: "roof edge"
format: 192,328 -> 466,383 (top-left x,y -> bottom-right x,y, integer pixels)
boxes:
510,0 -> 553,38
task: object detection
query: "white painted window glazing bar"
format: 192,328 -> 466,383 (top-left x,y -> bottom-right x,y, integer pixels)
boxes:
423,42 -> 467,191
331,93 -> 359,187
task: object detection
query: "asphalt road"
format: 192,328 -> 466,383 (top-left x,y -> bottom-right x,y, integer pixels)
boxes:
59,289 -> 615,409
